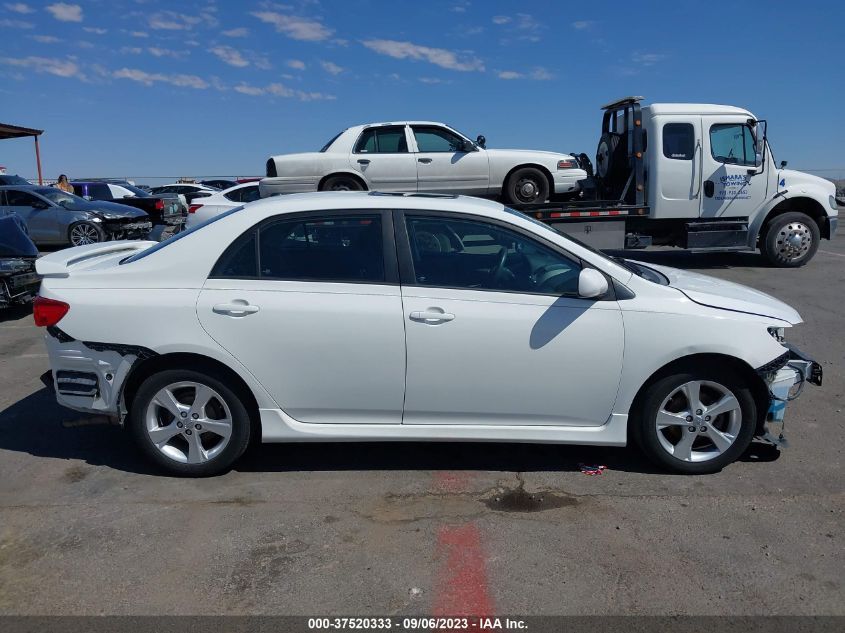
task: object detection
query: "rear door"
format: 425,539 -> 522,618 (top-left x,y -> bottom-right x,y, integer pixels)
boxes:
411,125 -> 490,195
700,117 -> 768,218
348,125 -> 417,191
4,189 -> 59,242
196,209 -> 407,425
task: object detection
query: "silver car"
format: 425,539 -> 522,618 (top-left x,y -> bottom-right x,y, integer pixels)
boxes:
0,185 -> 152,247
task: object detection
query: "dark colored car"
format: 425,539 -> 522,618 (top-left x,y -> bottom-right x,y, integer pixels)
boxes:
72,181 -> 186,239
0,185 -> 151,246
0,174 -> 31,186
0,214 -> 40,308
200,179 -> 236,190
150,183 -> 216,205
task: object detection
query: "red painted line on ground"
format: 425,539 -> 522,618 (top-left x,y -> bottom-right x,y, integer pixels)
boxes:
433,471 -> 472,494
433,522 -> 494,618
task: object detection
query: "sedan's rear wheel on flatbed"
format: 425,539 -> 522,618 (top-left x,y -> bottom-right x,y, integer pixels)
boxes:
128,369 -> 251,477
504,167 -> 549,204
321,175 -> 364,191
68,221 -> 104,246
760,212 -> 819,267
632,369 -> 756,474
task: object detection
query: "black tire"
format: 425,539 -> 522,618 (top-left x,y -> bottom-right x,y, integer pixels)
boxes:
68,221 -> 105,246
632,367 -> 757,475
503,167 -> 550,204
320,175 -> 365,191
128,368 -> 252,477
760,212 -> 820,268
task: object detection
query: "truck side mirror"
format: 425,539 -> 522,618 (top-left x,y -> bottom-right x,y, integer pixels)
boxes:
780,160 -> 788,169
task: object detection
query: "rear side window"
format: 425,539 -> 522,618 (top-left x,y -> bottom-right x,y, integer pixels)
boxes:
662,123 -> 694,160
211,214 -> 385,283
5,190 -> 41,206
354,126 -> 408,153
224,185 -> 260,203
710,123 -> 757,166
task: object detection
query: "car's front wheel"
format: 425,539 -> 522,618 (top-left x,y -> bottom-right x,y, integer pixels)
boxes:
68,221 -> 105,246
633,368 -> 757,474
128,369 -> 252,477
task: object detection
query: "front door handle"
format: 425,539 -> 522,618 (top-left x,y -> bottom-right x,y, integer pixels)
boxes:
213,302 -> 260,316
357,159 -> 370,165
418,158 -> 433,164
704,180 -> 715,198
410,310 -> 455,323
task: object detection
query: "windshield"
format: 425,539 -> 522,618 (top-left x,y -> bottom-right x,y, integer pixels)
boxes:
34,188 -> 83,205
122,205 -> 245,264
121,184 -> 150,197
319,130 -> 344,152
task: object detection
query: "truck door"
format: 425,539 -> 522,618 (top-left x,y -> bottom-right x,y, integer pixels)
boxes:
652,117 -> 703,218
700,117 -> 768,218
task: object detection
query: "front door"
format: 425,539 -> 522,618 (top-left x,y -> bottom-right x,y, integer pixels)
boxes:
4,189 -> 58,243
411,125 -> 490,195
349,125 -> 417,192
197,210 -> 406,424
700,117 -> 768,218
397,212 -> 624,427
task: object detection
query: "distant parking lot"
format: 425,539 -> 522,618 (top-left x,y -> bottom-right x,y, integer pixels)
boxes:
0,238 -> 842,615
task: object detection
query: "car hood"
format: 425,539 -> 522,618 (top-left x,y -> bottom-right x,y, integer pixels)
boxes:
64,200 -> 149,220
777,169 -> 837,197
637,261 -> 802,324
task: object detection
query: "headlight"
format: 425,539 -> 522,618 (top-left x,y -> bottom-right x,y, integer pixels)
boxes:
91,217 -> 103,222
768,326 -> 785,343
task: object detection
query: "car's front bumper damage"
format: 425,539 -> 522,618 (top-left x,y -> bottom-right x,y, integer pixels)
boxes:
104,220 -> 153,241
757,345 -> 822,447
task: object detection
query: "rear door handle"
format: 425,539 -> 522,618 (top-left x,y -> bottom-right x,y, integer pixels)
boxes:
213,302 -> 260,316
410,310 -> 455,323
357,159 -> 370,165
418,158 -> 432,164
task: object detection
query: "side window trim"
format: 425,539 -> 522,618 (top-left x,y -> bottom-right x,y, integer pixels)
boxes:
662,122 -> 695,161
208,208 -> 399,284
393,209 -> 591,298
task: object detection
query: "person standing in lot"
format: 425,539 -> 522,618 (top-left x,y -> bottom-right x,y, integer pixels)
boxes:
55,174 -> 73,193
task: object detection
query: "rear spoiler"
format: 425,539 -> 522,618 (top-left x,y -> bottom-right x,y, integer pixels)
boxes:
36,240 -> 156,278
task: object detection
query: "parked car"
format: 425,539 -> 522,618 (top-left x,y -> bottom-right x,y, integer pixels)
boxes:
261,122 -> 588,204
150,183 -> 217,205
0,185 -> 151,246
0,215 -> 39,308
186,182 -> 261,228
200,179 -> 237,190
35,192 -> 819,476
0,174 -> 31,186
72,181 -> 186,240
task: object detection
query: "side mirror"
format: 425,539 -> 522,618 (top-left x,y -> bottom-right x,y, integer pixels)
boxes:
578,268 -> 609,299
476,134 -> 486,149
780,160 -> 788,169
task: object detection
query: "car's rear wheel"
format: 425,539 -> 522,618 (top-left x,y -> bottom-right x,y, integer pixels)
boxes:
68,221 -> 105,246
760,212 -> 820,267
321,175 -> 364,191
633,368 -> 757,474
128,369 -> 252,477
503,167 -> 550,204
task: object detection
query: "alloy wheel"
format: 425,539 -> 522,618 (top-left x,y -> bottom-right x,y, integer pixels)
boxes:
70,224 -> 101,246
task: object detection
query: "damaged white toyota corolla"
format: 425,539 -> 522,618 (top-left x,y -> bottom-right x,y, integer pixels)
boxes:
35,192 -> 822,476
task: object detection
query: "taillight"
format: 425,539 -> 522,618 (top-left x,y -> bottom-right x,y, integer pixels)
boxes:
189,204 -> 203,213
155,199 -> 164,210
33,296 -> 70,327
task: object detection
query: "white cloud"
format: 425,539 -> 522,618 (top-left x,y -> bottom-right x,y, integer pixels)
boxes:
4,2 -> 33,13
361,39 -> 484,72
114,67 -> 209,89
492,13 -> 543,41
492,16 -> 510,24
148,47 -> 185,59
450,1 -> 470,12
233,81 -> 336,101
83,26 -> 107,34
320,60 -> 342,75
149,10 -> 216,31
572,20 -> 593,30
222,27 -> 248,37
130,31 -> 148,38
497,70 -> 521,80
46,3 -> 82,23
251,11 -> 333,41
286,59 -> 306,70
631,52 -> 665,65
0,17 -> 33,28
120,47 -> 143,55
497,67 -> 553,80
235,83 -> 264,96
32,34 -> 61,43
529,67 -> 553,80
209,45 -> 249,67
0,55 -> 82,78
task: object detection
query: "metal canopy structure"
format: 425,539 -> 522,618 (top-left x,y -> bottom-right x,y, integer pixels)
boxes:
0,122 -> 44,184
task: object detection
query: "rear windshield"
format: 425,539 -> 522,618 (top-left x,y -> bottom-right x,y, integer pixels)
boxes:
121,205 -> 245,264
121,184 -> 150,197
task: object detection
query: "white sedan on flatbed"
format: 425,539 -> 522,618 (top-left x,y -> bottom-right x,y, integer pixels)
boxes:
34,192 -> 820,477
260,122 -> 587,204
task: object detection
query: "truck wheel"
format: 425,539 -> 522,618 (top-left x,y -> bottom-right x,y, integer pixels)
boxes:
321,175 -> 364,191
128,369 -> 252,477
504,167 -> 549,204
68,222 -> 105,246
632,368 -> 756,475
760,212 -> 820,267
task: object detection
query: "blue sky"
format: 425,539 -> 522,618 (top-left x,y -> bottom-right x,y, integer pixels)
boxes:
1,0 -> 842,184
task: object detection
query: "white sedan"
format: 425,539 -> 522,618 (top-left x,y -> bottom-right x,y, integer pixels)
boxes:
35,192 -> 820,476
260,122 -> 587,204
186,182 -> 261,228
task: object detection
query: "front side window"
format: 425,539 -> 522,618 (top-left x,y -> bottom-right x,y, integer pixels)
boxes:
412,126 -> 465,153
710,123 -> 757,166
663,123 -> 694,160
212,214 -> 385,283
405,216 -> 581,295
354,126 -> 408,153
